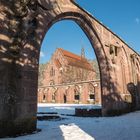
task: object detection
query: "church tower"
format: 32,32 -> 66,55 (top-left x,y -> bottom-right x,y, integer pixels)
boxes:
81,47 -> 85,59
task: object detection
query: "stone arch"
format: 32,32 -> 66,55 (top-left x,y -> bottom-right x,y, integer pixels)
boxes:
74,84 -> 81,103
0,0 -> 140,137
88,82 -> 101,104
36,11 -> 109,109
63,94 -> 67,103
63,86 -> 70,103
88,82 -> 95,102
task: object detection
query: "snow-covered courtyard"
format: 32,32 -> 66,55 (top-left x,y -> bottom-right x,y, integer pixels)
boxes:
1,104 -> 140,140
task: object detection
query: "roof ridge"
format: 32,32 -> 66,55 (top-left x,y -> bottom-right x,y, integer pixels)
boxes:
57,48 -> 94,71
57,48 -> 88,61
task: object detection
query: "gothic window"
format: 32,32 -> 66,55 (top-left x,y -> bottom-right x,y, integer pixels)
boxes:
43,94 -> 46,102
88,83 -> 95,100
64,94 -> 67,103
50,80 -> 55,85
43,95 -> 45,99
110,45 -> 118,56
115,46 -> 118,56
50,67 -> 55,76
74,89 -> 80,100
110,45 -> 114,55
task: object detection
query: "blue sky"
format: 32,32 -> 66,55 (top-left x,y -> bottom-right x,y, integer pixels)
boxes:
40,0 -> 140,63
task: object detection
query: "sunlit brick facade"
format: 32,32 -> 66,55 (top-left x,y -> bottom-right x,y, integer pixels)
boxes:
38,48 -> 101,104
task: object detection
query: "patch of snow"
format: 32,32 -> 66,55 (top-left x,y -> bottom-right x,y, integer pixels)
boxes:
38,103 -> 101,115
60,123 -> 95,140
1,104 -> 140,140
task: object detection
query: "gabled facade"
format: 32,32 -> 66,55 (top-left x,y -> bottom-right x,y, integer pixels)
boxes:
38,48 -> 101,104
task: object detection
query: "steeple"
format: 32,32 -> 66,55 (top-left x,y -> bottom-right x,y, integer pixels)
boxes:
81,47 -> 85,59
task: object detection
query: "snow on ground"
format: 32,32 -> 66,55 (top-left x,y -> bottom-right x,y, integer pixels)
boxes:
1,104 -> 140,140
38,103 -> 101,115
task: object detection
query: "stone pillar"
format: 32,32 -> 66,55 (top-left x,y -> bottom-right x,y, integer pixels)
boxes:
79,85 -> 82,104
0,65 -> 37,137
0,1 -> 38,137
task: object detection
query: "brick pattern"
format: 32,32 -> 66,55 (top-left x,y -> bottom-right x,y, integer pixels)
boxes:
0,0 -> 140,137
38,48 -> 100,104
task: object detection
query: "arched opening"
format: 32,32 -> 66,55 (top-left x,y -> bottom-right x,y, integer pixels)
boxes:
38,19 -> 102,115
64,94 -> 67,103
1,1 -> 140,137
43,94 -> 46,102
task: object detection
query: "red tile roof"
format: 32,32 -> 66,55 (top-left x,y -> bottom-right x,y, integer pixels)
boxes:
58,48 -> 94,71
54,59 -> 62,68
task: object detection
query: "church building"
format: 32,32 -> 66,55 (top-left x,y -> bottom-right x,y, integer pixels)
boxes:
38,48 -> 101,104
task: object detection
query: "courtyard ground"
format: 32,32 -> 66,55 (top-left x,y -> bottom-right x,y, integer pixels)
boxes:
1,103 -> 140,140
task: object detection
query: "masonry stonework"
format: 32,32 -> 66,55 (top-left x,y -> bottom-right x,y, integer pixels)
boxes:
38,48 -> 101,104
0,0 -> 140,137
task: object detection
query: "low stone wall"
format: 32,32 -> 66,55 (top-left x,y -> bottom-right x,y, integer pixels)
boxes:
75,108 -> 102,117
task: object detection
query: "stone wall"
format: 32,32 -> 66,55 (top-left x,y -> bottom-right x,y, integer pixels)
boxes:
38,81 -> 101,104
0,0 -> 140,137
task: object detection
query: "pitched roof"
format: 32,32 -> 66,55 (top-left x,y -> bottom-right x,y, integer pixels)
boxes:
54,59 -> 62,68
57,48 -> 94,71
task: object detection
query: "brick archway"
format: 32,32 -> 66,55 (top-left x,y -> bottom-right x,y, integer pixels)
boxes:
0,0 -> 140,137
36,6 -> 109,113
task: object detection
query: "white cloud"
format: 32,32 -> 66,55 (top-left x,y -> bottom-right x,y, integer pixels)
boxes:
135,18 -> 140,24
40,51 -> 45,57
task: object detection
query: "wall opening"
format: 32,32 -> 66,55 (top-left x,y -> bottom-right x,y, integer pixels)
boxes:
38,20 -> 102,111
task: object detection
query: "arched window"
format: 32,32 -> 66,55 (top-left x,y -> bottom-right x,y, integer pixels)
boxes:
50,80 -> 55,85
43,94 -> 46,102
64,94 -> 67,103
88,83 -> 96,100
74,89 -> 80,100
50,67 -> 55,76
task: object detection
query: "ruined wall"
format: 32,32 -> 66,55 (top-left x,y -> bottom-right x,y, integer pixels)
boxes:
0,0 -> 140,137
38,81 -> 101,104
0,0 -> 39,137
91,13 -> 140,114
